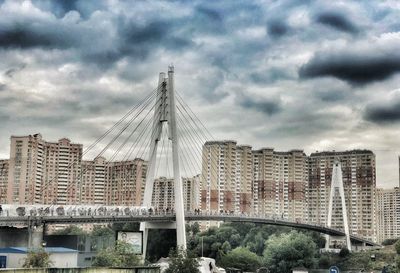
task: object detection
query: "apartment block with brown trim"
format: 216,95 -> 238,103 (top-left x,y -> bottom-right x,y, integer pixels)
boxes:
80,156 -> 106,205
201,141 -> 238,213
252,148 -> 308,221
7,134 -> 46,204
236,145 -> 253,213
308,150 -> 376,241
105,159 -> 147,206
42,138 -> 82,205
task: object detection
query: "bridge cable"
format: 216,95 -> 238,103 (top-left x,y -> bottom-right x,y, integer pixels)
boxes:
49,87 -> 160,204
41,86 -> 159,202
176,100 -> 253,213
176,101 -> 248,213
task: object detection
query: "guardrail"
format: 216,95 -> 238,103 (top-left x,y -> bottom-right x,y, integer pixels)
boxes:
0,205 -> 378,246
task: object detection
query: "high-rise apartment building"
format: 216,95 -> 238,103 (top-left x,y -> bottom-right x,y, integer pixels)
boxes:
0,159 -> 9,203
105,159 -> 147,206
308,150 -> 376,241
151,176 -> 200,212
376,188 -> 400,243
201,141 -> 247,213
7,134 -> 45,204
80,157 -> 106,205
236,145 -> 253,213
183,175 -> 200,211
152,177 -> 174,211
6,134 -> 82,205
42,138 -> 82,205
252,148 -> 307,220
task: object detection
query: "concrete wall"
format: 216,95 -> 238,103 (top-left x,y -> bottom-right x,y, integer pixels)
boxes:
0,253 -> 77,269
49,253 -> 78,268
0,268 -> 160,273
0,253 -> 26,268
0,228 -> 29,247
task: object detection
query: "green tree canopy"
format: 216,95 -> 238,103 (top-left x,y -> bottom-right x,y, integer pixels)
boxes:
220,247 -> 262,272
263,231 -> 317,273
395,240 -> 400,255
91,226 -> 114,237
92,240 -> 141,267
52,225 -> 87,235
164,248 -> 200,273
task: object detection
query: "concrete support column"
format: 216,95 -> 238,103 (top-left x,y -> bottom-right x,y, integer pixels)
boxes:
28,224 -> 44,249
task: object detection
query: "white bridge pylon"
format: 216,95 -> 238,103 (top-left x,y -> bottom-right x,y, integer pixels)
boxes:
140,66 -> 187,258
325,159 -> 351,251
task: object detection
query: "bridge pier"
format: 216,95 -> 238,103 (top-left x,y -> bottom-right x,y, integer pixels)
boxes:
28,223 -> 44,249
140,222 -> 177,259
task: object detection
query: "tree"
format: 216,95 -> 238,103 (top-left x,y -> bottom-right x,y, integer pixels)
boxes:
263,231 -> 317,273
395,240 -> 400,255
23,248 -> 53,268
91,226 -> 114,237
164,248 -> 200,273
382,238 -> 398,246
52,225 -> 87,235
318,254 -> 331,268
339,247 -> 350,258
92,241 -> 141,267
220,247 -> 262,272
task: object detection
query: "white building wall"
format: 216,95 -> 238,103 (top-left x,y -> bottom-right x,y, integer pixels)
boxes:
1,252 -> 77,268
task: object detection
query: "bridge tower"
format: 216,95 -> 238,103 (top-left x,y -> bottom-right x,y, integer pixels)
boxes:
140,66 -> 187,258
325,159 -> 351,251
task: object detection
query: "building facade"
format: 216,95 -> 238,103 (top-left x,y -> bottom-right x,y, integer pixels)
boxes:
376,188 -> 400,243
151,176 -> 200,212
80,157 -> 106,205
105,159 -> 147,206
308,150 -> 376,241
42,138 -> 82,205
5,134 -> 83,205
252,148 -> 308,221
201,141 -> 253,213
0,159 -> 9,203
6,134 -> 45,204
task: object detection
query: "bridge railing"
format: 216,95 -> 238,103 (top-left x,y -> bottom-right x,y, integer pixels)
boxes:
0,204 -> 159,218
0,204 -> 347,234
0,205 -> 375,243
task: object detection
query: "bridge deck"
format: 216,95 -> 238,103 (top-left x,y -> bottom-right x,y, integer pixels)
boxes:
0,212 -> 378,246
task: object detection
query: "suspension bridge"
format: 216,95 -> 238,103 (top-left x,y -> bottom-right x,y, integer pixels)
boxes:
0,66 -> 380,255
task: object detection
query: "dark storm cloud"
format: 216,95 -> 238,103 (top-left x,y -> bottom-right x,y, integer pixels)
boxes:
0,25 -> 74,49
122,20 -> 191,50
315,11 -> 360,34
83,19 -> 193,67
267,19 -> 289,38
299,52 -> 400,85
0,16 -> 191,68
364,101 -> 400,124
238,93 -> 282,116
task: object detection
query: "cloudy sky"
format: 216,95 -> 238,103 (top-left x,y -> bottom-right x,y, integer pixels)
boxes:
0,0 -> 400,187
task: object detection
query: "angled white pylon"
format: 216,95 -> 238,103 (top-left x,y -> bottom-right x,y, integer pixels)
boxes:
140,66 -> 187,258
325,159 -> 351,251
